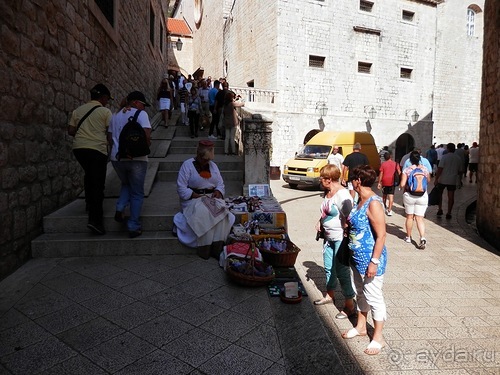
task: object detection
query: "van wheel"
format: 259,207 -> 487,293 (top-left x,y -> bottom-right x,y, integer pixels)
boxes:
289,183 -> 298,189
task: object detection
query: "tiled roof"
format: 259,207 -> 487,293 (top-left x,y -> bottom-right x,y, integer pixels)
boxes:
167,18 -> 191,36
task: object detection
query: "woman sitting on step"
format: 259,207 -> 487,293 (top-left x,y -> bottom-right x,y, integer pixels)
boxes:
173,140 -> 235,259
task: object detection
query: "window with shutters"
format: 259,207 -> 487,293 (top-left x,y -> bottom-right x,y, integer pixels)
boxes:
466,8 -> 475,36
400,67 -> 413,79
402,10 -> 415,22
309,55 -> 325,68
358,61 -> 372,74
360,1 -> 374,12
150,5 -> 155,46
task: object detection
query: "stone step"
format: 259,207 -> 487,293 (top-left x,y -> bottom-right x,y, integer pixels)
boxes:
31,232 -> 189,257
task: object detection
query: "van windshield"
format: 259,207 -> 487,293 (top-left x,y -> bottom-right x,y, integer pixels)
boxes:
296,145 -> 331,159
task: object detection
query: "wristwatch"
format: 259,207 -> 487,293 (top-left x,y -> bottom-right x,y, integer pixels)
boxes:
370,258 -> 380,265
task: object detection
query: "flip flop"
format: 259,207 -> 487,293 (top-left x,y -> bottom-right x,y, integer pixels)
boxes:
341,327 -> 367,339
364,340 -> 385,355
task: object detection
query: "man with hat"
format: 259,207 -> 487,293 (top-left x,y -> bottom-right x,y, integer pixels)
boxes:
68,83 -> 113,235
174,139 -> 235,259
108,91 -> 152,238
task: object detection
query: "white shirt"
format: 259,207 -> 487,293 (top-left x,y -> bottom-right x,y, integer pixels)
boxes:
108,108 -> 151,162
327,153 -> 344,170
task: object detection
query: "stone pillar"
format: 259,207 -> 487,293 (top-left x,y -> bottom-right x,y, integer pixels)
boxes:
242,115 -> 273,194
477,0 -> 500,246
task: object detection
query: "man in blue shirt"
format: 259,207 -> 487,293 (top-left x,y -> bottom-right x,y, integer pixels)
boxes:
208,80 -> 220,139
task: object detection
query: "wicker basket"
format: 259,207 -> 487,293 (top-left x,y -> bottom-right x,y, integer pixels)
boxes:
225,247 -> 275,287
257,239 -> 301,267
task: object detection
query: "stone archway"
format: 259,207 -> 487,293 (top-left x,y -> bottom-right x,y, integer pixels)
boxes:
394,133 -> 415,163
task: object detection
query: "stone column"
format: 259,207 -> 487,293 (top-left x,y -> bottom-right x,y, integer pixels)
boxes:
242,115 -> 273,194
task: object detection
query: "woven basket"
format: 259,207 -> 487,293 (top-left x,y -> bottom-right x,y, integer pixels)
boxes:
258,240 -> 301,267
225,248 -> 275,287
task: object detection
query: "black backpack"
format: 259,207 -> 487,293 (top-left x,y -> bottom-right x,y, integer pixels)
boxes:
117,110 -> 150,160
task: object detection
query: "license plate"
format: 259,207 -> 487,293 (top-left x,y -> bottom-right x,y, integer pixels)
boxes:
289,176 -> 300,181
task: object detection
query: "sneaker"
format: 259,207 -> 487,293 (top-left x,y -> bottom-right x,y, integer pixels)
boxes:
404,236 -> 411,243
387,210 -> 393,216
208,135 -> 217,139
87,222 -> 106,235
418,238 -> 427,249
437,210 -> 443,216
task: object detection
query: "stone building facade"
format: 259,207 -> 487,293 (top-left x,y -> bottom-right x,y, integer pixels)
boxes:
0,1 -> 170,279
477,0 -> 499,246
175,0 -> 483,166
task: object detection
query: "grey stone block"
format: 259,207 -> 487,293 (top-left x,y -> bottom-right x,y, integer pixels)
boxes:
82,332 -> 156,373
41,272 -> 114,303
169,299 -> 226,327
103,301 -> 163,330
0,320 -> 51,357
119,279 -> 168,300
201,310 -> 259,343
38,354 -> 107,375
35,304 -> 97,335
80,290 -> 136,315
114,349 -> 194,375
13,286 -> 73,320
130,313 -> 194,348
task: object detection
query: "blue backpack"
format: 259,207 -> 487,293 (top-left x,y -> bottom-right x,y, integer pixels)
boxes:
407,166 -> 427,196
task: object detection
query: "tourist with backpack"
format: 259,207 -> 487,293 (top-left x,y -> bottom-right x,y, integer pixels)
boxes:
400,151 -> 431,249
108,91 -> 152,238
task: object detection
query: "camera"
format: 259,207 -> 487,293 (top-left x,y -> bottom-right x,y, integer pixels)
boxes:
315,230 -> 324,241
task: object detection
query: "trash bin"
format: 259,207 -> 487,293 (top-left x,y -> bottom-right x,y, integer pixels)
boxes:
270,166 -> 281,180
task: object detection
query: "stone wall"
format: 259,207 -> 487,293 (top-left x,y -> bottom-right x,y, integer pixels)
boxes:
0,0 -> 169,279
477,0 -> 499,246
433,1 -> 484,146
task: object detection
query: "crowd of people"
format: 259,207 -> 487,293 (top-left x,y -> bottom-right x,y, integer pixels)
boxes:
155,74 -> 244,148
312,140 -> 480,355
69,80 -> 479,359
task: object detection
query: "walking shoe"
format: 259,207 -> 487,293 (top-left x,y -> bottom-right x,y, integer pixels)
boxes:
386,210 -> 393,216
404,236 -> 411,243
446,213 -> 452,219
418,238 -> 426,249
208,135 -> 217,140
87,222 -> 106,235
437,210 -> 443,216
114,211 -> 124,223
129,229 -> 142,238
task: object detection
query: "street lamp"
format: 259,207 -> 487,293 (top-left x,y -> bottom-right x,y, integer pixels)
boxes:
405,109 -> 419,122
175,38 -> 183,51
315,102 -> 328,118
364,105 -> 377,119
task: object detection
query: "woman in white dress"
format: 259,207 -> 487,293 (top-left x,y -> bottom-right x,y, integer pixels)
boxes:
173,140 -> 235,259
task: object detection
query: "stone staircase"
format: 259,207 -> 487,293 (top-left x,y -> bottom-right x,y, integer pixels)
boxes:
31,112 -> 245,257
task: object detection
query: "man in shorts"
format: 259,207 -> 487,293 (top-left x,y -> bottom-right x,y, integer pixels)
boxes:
434,143 -> 462,219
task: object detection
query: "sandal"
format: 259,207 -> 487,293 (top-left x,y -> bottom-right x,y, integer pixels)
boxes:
364,340 -> 385,355
341,327 -> 367,339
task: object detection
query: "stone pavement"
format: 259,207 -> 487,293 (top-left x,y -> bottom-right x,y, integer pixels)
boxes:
1,175 -> 499,374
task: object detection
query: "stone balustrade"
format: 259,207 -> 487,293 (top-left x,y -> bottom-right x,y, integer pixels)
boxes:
230,86 -> 278,104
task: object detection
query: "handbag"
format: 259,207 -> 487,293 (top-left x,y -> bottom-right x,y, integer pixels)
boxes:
336,236 -> 351,267
393,167 -> 401,186
428,186 -> 440,206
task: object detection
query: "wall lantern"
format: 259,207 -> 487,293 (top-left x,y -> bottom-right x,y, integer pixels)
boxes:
315,102 -> 328,118
175,38 -> 183,51
405,109 -> 419,122
364,105 -> 377,119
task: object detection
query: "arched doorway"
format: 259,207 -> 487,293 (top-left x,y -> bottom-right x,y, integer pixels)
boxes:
395,133 -> 415,163
303,129 -> 321,145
